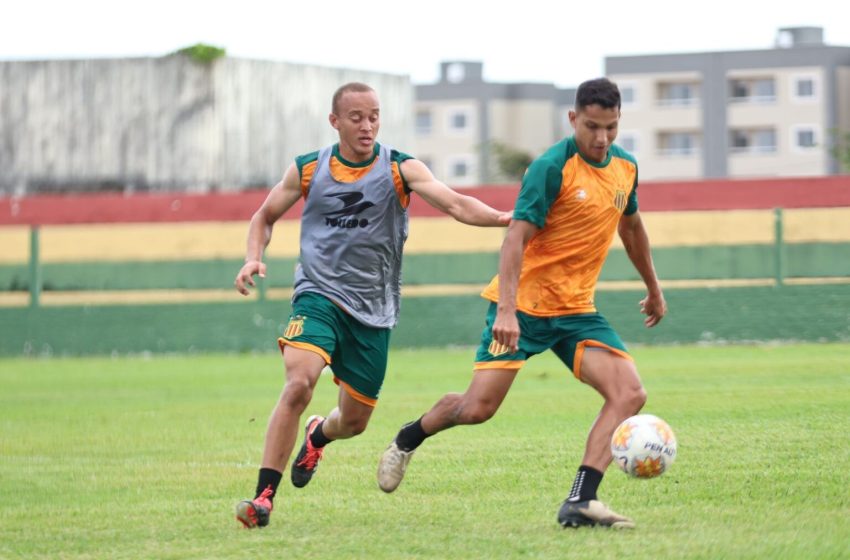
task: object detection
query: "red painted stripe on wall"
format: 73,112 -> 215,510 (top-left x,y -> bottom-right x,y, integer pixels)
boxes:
1,176 -> 848,225
637,176 -> 850,211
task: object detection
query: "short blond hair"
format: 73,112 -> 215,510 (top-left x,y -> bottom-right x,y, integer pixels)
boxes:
332,82 -> 375,114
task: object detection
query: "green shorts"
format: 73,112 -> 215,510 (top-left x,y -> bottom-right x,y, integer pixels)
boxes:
278,291 -> 391,406
474,302 -> 631,379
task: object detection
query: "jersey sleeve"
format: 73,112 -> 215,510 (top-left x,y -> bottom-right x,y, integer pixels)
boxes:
610,143 -> 639,216
295,150 -> 320,197
512,154 -> 564,228
391,149 -> 415,194
624,165 -> 638,215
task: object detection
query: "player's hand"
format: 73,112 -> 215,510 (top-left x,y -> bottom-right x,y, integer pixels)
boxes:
234,260 -> 266,296
496,210 -> 513,226
492,308 -> 521,353
639,291 -> 667,328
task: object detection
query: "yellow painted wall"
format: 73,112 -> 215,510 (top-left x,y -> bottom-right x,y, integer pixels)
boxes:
2,207 -> 850,264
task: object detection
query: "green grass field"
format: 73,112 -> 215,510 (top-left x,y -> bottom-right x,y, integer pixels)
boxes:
1,344 -> 849,559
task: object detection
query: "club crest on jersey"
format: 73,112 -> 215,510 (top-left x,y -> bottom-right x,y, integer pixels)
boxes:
488,340 -> 512,357
284,316 -> 305,339
323,191 -> 374,228
613,190 -> 627,212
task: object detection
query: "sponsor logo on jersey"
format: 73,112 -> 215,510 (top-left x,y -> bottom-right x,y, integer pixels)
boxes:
576,189 -> 587,201
488,340 -> 512,357
613,190 -> 627,212
284,316 -> 305,339
323,191 -> 374,228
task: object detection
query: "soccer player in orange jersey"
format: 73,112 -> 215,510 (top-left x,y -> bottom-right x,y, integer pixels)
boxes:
378,78 -> 667,529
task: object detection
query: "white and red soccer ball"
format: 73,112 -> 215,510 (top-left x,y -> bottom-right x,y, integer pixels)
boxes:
611,414 -> 677,478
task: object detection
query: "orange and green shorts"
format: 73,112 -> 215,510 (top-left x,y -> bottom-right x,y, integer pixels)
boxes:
474,302 -> 631,379
278,291 -> 391,407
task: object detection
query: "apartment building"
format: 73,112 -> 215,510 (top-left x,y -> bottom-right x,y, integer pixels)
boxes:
414,61 -> 575,186
606,27 -> 850,180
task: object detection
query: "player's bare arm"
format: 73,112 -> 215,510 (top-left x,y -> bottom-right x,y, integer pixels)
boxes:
493,219 -> 538,351
618,211 -> 667,327
401,159 -> 511,226
234,163 -> 303,295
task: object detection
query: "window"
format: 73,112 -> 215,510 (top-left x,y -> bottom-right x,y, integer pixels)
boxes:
796,79 -> 814,97
731,81 -> 749,99
658,132 -> 698,156
732,130 -> 749,150
445,107 -> 473,135
753,79 -> 775,99
729,78 -> 776,103
791,74 -> 818,102
451,159 -> 468,177
450,112 -> 467,130
619,83 -> 636,106
753,129 -> 776,152
446,154 -> 476,185
618,132 -> 638,153
797,129 -> 815,147
729,128 -> 777,153
415,110 -> 432,135
657,82 -> 699,106
791,125 -> 819,150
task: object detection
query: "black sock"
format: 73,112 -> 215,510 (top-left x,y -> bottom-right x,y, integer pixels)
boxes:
309,420 -> 333,448
395,417 -> 430,451
567,465 -> 604,502
255,468 -> 283,501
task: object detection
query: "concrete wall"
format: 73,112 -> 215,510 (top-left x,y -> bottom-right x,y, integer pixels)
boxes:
0,55 -> 412,195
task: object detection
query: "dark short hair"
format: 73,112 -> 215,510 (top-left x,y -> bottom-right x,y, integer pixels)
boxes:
332,82 -> 376,114
575,78 -> 621,111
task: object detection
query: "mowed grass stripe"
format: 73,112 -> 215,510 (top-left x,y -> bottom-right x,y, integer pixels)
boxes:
0,344 -> 848,559
2,208 -> 850,264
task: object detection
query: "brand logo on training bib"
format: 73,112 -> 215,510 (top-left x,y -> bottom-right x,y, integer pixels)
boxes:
323,191 -> 374,228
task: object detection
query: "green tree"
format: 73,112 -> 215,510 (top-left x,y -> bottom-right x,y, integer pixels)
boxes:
831,129 -> 850,172
488,141 -> 534,181
174,43 -> 226,64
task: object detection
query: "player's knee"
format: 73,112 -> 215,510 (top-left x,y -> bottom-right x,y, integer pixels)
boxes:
459,400 -> 498,425
340,414 -> 369,436
281,378 -> 313,410
628,386 -> 648,413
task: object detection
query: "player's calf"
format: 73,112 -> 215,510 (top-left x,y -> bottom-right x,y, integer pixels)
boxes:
291,415 -> 328,488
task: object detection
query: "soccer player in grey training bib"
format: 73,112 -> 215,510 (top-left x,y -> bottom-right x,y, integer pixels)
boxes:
233,82 -> 512,529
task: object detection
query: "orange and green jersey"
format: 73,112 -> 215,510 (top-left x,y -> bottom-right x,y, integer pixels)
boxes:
481,136 -> 638,317
295,143 -> 414,207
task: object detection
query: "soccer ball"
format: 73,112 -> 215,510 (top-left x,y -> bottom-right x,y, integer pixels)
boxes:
611,414 -> 677,478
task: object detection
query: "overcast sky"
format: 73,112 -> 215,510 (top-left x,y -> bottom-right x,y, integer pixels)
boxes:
2,0 -> 847,87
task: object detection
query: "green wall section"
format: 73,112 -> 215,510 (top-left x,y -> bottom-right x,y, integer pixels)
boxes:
598,243 -> 850,281
3,284 -> 849,357
2,243 -> 850,291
